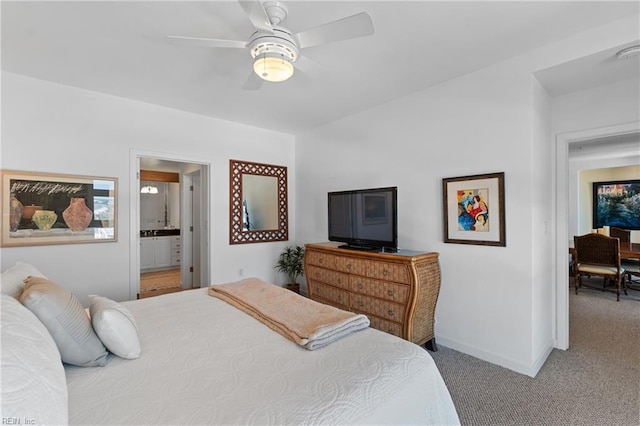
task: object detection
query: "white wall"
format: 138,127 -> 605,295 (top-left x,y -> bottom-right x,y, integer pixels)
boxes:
296,62 -> 540,374
531,77 -> 554,373
553,78 -> 640,243
295,15 -> 639,376
1,72 -> 296,305
551,78 -> 640,136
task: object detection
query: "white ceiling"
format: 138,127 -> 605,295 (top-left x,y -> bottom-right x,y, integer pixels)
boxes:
2,1 -> 639,135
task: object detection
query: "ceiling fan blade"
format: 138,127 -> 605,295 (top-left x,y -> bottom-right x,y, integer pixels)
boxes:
238,0 -> 274,34
295,12 -> 375,49
242,70 -> 264,90
166,36 -> 247,49
295,55 -> 322,80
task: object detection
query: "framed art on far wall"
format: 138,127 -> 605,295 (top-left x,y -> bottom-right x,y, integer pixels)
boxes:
442,172 -> 506,246
1,170 -> 117,247
592,179 -> 640,230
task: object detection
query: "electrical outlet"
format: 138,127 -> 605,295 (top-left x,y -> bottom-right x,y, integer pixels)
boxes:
238,268 -> 244,277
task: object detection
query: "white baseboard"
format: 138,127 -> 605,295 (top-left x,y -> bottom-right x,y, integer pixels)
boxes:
435,335 -> 555,378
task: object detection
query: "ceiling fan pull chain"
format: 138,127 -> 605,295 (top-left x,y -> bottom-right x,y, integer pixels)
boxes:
262,51 -> 268,77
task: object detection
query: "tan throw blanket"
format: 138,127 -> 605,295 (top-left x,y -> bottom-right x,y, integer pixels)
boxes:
208,278 -> 369,350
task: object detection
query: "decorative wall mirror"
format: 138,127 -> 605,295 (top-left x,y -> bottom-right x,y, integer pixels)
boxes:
229,159 -> 288,244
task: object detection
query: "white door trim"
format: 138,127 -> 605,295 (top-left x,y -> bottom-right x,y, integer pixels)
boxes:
129,149 -> 211,300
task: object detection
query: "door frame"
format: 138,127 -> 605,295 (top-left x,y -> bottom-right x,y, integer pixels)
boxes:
182,170 -> 206,288
553,121 -> 639,349
129,149 -> 211,300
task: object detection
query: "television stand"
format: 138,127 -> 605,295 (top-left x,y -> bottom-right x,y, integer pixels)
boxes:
305,242 -> 441,350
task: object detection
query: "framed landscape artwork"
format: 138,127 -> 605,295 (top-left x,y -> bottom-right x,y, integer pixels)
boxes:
1,170 -> 117,247
443,172 -> 506,246
592,179 -> 640,230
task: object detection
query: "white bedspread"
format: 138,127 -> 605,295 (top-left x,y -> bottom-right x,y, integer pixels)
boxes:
66,288 -> 459,425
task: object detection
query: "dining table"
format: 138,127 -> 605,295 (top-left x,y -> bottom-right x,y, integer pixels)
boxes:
620,242 -> 640,260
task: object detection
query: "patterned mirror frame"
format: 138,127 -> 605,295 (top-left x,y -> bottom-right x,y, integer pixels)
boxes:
229,159 -> 288,244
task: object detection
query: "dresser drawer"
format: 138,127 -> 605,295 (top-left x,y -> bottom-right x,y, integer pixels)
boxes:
365,261 -> 411,284
306,251 -> 337,269
309,281 -> 349,307
367,315 -> 403,339
306,266 -> 350,290
350,277 -> 409,304
349,294 -> 405,322
335,256 -> 366,275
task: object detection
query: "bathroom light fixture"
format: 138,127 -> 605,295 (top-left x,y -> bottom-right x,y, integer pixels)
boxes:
140,185 -> 159,194
616,45 -> 640,60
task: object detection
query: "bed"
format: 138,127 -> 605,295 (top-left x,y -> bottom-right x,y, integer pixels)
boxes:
2,263 -> 459,425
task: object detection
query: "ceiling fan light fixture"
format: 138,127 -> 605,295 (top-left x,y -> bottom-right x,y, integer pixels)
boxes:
253,54 -> 294,82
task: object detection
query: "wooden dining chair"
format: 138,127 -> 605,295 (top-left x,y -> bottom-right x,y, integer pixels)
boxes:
609,227 -> 630,243
573,233 -> 626,301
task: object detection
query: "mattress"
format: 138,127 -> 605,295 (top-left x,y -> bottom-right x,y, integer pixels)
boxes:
65,288 -> 459,425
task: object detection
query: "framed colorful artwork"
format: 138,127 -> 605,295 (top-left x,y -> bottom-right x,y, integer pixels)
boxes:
442,172 -> 506,246
1,170 -> 117,247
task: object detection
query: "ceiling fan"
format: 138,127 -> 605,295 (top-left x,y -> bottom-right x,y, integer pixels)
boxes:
166,0 -> 375,90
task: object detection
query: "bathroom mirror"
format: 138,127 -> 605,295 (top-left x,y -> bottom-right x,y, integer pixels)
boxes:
230,159 -> 288,244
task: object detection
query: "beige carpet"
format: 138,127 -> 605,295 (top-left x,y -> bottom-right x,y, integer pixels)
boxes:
429,276 -> 640,425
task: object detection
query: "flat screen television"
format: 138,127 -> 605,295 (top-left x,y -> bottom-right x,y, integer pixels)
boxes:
328,186 -> 398,251
592,179 -> 640,230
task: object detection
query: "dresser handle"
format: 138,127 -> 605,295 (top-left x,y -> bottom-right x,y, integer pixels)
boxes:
387,290 -> 393,297
337,278 -> 342,284
319,258 -> 324,264
357,283 -> 363,290
388,309 -> 394,317
358,301 -> 363,307
382,269 -> 388,276
337,295 -> 342,301
315,272 -> 320,278
346,264 -> 352,270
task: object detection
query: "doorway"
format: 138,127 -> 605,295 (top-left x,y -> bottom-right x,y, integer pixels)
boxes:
129,151 -> 210,300
554,121 -> 640,349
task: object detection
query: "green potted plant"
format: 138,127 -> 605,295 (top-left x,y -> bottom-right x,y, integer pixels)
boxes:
275,245 -> 305,293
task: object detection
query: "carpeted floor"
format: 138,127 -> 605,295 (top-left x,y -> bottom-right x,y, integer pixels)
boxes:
430,277 -> 640,426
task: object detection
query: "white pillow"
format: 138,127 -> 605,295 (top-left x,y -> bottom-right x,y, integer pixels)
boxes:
1,294 -> 68,425
1,261 -> 47,299
89,295 -> 141,359
20,276 -> 108,367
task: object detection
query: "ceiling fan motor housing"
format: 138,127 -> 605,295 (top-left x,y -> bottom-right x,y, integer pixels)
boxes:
249,27 -> 298,63
263,1 -> 288,26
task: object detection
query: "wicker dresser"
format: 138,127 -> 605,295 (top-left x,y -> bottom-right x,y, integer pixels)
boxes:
304,242 -> 441,350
